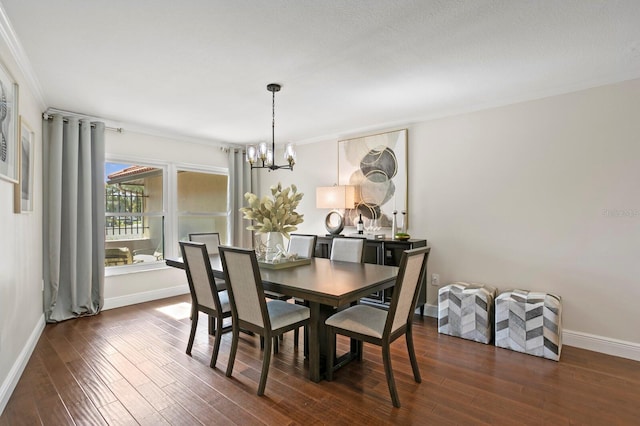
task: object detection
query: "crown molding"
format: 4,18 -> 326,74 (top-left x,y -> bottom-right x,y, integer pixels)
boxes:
0,3 -> 47,110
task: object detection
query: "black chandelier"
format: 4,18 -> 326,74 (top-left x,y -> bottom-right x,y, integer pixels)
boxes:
246,83 -> 296,171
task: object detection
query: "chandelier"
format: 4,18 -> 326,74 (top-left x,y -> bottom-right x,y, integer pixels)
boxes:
246,83 -> 296,171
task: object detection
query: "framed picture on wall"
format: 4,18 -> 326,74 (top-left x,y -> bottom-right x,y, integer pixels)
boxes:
338,129 -> 408,228
14,117 -> 34,213
0,61 -> 19,184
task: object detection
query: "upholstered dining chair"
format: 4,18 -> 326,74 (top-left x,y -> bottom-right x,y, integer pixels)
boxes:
325,246 -> 430,407
287,234 -> 317,258
286,234 -> 317,347
189,232 -> 221,255
254,234 -> 296,353
189,232 -> 226,290
188,232 -> 227,335
179,241 -> 232,369
330,237 -> 365,263
219,246 -> 311,396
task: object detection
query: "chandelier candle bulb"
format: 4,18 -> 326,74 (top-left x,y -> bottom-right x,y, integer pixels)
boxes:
284,143 -> 296,166
246,145 -> 257,164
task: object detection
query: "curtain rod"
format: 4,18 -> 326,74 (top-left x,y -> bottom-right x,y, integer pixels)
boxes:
42,113 -> 123,133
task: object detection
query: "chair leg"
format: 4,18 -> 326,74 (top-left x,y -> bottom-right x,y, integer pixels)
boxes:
186,307 -> 198,355
294,327 -> 299,347
210,315 -> 223,369
357,340 -> 364,361
406,327 -> 421,383
208,314 -> 215,335
260,336 -> 279,355
382,343 -> 400,408
326,327 -> 335,381
303,325 -> 309,358
226,325 -> 240,378
258,334 -> 272,396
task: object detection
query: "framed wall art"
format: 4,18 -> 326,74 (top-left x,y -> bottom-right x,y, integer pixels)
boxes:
14,117 -> 34,213
0,61 -> 19,183
338,129 -> 408,228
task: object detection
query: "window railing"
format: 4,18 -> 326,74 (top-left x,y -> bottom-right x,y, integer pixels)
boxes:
105,186 -> 148,238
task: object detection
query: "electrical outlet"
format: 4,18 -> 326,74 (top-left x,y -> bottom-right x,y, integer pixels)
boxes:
431,273 -> 439,286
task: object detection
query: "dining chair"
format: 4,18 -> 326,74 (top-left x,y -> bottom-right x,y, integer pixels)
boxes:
287,234 -> 317,347
219,246 -> 311,396
330,237 -> 365,263
287,234 -> 317,258
189,232 -> 221,255
189,232 -> 226,290
325,246 -> 430,407
179,241 -> 232,369
188,232 -> 228,335
254,234 -> 295,350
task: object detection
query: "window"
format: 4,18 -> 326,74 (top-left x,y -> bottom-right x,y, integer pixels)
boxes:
177,169 -> 228,251
104,160 -> 229,272
105,162 -> 165,267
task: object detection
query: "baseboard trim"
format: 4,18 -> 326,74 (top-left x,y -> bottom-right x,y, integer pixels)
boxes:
0,314 -> 45,416
562,330 -> 640,362
424,303 -> 640,362
422,303 -> 439,318
103,285 -> 189,311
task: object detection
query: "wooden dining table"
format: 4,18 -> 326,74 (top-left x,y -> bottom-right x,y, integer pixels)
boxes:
166,255 -> 399,382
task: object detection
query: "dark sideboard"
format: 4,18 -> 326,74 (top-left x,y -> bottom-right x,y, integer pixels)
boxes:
315,235 -> 429,316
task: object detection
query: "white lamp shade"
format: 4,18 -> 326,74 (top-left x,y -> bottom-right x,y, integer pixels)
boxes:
316,186 -> 356,209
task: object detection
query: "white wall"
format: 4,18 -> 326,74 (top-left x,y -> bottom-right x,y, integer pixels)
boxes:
257,139 -> 339,237
261,78 -> 640,355
412,79 -> 640,344
104,131 -> 228,307
0,42 -> 45,412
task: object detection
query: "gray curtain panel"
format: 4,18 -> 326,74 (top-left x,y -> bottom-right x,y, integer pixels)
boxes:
43,115 -> 105,322
227,148 -> 253,248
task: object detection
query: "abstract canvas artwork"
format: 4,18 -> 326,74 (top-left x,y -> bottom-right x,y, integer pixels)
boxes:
0,61 -> 18,183
14,117 -> 34,213
338,129 -> 407,227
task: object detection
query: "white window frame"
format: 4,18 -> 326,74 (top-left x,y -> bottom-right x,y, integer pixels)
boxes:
174,163 -> 230,249
105,155 -> 229,277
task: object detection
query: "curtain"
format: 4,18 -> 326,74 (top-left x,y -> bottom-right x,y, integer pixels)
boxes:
227,148 -> 253,248
43,115 -> 105,322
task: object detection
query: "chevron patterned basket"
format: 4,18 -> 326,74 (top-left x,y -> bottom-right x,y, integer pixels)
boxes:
495,289 -> 562,361
438,282 -> 498,344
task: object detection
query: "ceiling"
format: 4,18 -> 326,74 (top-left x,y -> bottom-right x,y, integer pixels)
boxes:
2,0 -> 640,146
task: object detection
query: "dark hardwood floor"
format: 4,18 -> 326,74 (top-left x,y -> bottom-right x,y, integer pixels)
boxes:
2,294 -> 639,425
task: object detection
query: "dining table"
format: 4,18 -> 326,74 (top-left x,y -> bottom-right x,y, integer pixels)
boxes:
166,255 -> 399,382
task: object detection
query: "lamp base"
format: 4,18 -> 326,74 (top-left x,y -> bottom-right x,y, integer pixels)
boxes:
324,210 -> 345,235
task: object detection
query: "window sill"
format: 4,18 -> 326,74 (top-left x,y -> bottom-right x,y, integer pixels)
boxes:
105,261 -> 171,277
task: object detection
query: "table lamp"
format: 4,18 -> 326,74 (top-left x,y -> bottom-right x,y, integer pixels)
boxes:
316,185 -> 356,235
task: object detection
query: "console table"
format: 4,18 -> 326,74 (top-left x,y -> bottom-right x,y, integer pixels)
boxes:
315,235 -> 429,316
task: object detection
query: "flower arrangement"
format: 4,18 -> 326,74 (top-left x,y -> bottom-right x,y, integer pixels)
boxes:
240,182 -> 304,238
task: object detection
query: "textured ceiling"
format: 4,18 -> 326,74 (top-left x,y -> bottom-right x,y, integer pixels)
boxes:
2,0 -> 640,145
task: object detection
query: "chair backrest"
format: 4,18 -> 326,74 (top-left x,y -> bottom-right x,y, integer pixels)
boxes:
218,246 -> 269,329
189,232 -> 221,255
288,234 -> 317,258
330,237 -> 364,263
180,241 -> 222,312
386,247 -> 430,334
